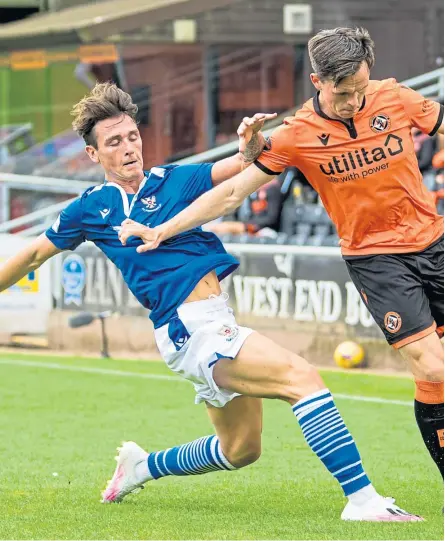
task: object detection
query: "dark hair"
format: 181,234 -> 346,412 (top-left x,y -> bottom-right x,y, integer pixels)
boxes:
71,82 -> 138,148
308,27 -> 375,86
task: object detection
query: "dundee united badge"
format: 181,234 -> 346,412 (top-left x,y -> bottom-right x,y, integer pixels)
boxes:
384,311 -> 402,334
370,113 -> 391,133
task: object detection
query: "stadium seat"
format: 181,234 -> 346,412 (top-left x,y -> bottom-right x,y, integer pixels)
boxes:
218,233 -> 233,244
303,204 -> 331,225
248,236 -> 264,244
295,222 -> 312,236
293,204 -> 307,223
314,224 -> 330,237
288,233 -> 308,246
275,232 -> 289,245
306,234 -> 326,246
323,234 -> 341,247
279,201 -> 298,235
259,236 -> 279,244
233,233 -> 251,244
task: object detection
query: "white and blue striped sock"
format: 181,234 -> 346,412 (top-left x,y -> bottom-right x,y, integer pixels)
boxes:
145,435 -> 236,480
293,389 -> 372,497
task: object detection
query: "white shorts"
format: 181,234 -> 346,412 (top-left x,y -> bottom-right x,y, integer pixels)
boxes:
154,294 -> 253,408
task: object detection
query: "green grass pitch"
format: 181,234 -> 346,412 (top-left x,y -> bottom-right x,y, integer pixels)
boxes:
0,352 -> 442,540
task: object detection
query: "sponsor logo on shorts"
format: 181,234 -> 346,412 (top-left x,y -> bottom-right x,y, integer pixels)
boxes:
218,325 -> 239,342
384,311 -> 402,334
437,429 -> 444,448
370,113 -> 391,133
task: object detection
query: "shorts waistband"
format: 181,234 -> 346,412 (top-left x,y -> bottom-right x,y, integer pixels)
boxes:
173,292 -> 232,333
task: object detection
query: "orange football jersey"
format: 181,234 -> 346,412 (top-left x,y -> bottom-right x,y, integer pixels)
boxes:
256,79 -> 444,255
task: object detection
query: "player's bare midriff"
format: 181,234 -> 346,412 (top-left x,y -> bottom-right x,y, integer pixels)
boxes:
184,270 -> 221,303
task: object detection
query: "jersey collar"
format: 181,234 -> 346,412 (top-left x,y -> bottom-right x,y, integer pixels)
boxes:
312,92 -> 366,139
102,174 -> 149,217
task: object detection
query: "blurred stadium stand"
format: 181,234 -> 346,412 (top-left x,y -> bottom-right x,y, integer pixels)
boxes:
0,68 -> 443,244
0,0 -> 443,242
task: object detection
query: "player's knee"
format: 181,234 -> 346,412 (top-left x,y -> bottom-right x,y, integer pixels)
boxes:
419,360 -> 444,382
403,340 -> 443,381
278,358 -> 325,403
223,439 -> 262,468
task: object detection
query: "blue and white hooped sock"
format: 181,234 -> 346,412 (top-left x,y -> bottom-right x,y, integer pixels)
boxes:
293,389 -> 372,497
143,435 -> 236,480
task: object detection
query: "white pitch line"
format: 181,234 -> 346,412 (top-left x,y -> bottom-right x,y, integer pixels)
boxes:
0,358 -> 181,382
0,358 -> 412,407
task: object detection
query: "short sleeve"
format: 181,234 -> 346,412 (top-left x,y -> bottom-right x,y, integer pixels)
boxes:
172,163 -> 214,201
254,122 -> 295,175
399,85 -> 444,135
45,198 -> 85,251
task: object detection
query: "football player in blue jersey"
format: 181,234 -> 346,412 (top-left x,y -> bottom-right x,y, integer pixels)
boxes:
0,83 -> 420,521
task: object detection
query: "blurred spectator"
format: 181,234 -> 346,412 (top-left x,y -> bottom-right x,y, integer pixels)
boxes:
431,140 -> 444,215
204,178 -> 283,237
412,127 -> 437,174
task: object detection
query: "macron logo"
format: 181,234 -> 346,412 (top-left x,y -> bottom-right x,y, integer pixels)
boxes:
317,133 -> 330,146
100,209 -> 111,219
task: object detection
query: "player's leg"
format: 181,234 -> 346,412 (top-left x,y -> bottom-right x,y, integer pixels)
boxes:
140,395 -> 262,479
399,333 -> 444,478
212,332 -> 422,521
345,248 -> 444,481
205,396 -> 263,468
102,395 -> 262,503
399,237 -> 444,478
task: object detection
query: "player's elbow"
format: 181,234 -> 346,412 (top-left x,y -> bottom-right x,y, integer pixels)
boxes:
31,235 -> 58,268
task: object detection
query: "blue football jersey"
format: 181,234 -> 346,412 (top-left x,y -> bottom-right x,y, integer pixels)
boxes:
46,164 -> 239,328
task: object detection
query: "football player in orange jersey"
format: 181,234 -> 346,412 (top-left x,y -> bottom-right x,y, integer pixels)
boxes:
120,27 -> 444,496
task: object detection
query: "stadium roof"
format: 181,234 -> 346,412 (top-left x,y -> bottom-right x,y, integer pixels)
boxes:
0,0 -> 239,51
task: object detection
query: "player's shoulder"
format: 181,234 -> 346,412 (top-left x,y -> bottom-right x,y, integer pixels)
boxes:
147,165 -> 176,178
364,79 -> 405,112
366,78 -> 400,96
79,183 -> 107,205
144,164 -> 187,186
269,102 -> 314,140
284,99 -> 315,125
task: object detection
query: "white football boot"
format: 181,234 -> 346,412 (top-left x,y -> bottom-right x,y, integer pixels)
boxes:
341,495 -> 423,522
101,441 -> 149,503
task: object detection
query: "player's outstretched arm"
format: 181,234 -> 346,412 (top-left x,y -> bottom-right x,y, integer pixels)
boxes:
123,164 -> 274,252
0,234 -> 61,292
211,112 -> 277,185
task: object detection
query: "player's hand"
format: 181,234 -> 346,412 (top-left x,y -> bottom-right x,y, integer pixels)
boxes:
118,218 -> 147,245
119,219 -> 162,252
237,112 -> 277,153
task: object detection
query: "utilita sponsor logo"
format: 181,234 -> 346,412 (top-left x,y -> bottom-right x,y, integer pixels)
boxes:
319,134 -> 404,177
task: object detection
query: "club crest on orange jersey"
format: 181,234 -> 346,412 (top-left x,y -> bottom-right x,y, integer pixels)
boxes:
370,114 -> 391,133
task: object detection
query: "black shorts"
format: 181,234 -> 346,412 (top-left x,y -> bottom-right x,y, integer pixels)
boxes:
344,235 -> 444,348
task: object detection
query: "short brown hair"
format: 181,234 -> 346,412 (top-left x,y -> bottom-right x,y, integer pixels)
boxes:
308,27 -> 375,86
71,82 -> 138,148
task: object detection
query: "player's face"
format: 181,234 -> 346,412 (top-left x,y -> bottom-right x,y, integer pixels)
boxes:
312,62 -> 370,121
86,114 -> 144,185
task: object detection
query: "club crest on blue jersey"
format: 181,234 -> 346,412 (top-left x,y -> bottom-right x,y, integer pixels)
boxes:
141,196 -> 162,213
